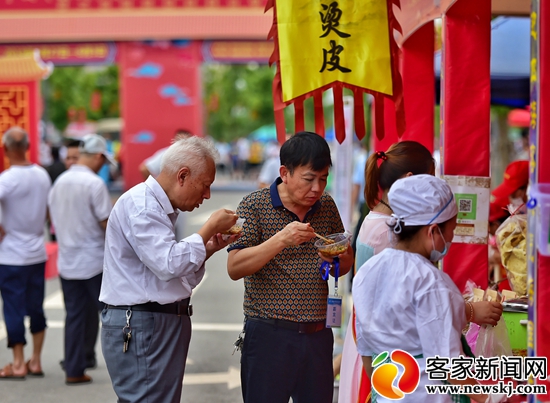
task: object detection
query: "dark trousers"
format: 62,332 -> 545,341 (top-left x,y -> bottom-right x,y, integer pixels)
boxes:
0,263 -> 47,347
101,308 -> 192,403
60,273 -> 103,377
241,319 -> 334,403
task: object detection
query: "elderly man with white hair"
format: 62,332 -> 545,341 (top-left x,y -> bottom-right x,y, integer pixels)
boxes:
0,127 -> 51,379
99,136 -> 239,403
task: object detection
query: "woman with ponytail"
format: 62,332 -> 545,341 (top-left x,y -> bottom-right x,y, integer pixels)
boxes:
358,142 -> 436,265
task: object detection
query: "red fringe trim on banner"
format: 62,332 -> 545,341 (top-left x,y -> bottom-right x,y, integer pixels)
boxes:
266,0 -> 405,144
333,85 -> 345,143
353,89 -> 366,140
373,93 -> 385,140
388,0 -> 406,136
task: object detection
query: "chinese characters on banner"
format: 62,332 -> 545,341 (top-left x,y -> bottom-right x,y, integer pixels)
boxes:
319,3 -> 351,73
267,0 -> 403,143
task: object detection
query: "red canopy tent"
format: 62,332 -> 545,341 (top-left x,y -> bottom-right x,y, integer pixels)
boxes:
371,1 -> 549,399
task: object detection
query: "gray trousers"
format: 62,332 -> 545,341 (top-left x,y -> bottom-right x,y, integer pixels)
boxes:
101,307 -> 191,403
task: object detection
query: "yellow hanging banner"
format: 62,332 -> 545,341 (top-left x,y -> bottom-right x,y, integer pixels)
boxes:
276,0 -> 393,102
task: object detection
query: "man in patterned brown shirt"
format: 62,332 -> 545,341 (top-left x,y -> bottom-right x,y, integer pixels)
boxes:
227,131 -> 354,403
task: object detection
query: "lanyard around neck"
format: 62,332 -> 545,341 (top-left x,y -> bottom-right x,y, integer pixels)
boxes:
319,257 -> 340,296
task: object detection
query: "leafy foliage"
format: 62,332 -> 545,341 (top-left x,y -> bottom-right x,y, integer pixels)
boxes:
203,63 -> 276,142
42,65 -> 120,131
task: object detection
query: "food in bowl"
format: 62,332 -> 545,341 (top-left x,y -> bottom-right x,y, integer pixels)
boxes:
222,225 -> 243,235
314,233 -> 351,257
221,218 -> 245,236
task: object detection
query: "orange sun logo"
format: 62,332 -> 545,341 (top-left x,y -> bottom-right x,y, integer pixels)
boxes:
371,350 -> 421,400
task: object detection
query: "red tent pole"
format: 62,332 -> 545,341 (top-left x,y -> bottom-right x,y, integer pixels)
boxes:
440,0 -> 491,292
372,22 -> 435,153
401,21 -> 435,153
532,0 -> 550,399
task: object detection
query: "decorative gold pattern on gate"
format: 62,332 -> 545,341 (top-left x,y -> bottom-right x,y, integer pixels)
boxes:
0,86 -> 29,171
0,86 -> 29,135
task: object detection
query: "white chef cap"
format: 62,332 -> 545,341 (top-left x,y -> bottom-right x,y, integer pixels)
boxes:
387,174 -> 458,233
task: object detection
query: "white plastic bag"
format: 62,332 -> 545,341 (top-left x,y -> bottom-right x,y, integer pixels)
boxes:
474,319 -> 513,358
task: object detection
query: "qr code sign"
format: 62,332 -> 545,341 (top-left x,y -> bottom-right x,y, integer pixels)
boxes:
458,198 -> 472,213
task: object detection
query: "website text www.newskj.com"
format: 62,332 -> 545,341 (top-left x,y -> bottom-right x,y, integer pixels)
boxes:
426,381 -> 547,397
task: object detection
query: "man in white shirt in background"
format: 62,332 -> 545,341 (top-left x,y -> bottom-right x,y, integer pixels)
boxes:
0,127 -> 51,379
49,134 -> 115,385
63,139 -> 82,169
100,136 -> 240,403
138,128 -> 192,180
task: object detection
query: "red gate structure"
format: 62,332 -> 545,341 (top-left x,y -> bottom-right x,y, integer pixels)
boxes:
0,0 -> 272,186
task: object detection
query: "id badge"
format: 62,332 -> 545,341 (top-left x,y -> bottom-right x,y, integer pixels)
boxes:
326,295 -> 342,328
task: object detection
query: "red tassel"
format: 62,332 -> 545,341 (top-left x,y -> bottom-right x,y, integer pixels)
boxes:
354,90 -> 366,140
373,94 -> 385,141
313,91 -> 325,137
387,0 -> 406,136
333,85 -> 345,144
271,59 -> 285,112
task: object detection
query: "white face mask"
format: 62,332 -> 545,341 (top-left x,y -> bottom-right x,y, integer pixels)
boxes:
429,226 -> 452,262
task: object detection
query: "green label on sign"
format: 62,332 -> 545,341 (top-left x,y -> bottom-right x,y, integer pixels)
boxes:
455,193 -> 477,220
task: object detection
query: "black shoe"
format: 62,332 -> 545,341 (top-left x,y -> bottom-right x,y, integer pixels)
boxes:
59,358 -> 97,371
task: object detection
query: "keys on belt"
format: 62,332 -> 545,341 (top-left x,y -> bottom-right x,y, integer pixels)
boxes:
122,309 -> 132,353
105,300 -> 193,354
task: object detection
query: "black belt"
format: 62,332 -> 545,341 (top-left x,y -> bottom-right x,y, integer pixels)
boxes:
247,316 -> 326,334
105,298 -> 193,316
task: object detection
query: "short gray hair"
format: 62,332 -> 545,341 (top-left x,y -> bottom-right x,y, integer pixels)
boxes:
161,136 -> 219,176
2,127 -> 29,150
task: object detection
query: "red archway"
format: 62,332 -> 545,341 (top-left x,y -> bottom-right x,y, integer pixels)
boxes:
0,0 -> 272,187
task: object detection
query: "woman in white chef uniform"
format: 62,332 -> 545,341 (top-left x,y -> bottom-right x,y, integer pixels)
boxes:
353,175 -> 505,403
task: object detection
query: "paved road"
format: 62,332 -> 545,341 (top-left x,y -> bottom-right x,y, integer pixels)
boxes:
0,187 -> 344,402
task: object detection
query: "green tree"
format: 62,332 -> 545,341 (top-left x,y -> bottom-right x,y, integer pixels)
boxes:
42,65 -> 120,132
203,63 -> 275,142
